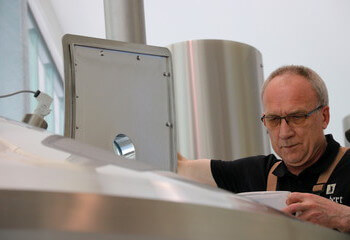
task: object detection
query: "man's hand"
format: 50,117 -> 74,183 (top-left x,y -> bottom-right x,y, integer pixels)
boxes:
177,153 -> 216,187
282,192 -> 350,232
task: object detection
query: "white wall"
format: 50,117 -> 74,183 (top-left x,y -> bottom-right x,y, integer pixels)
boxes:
50,0 -> 350,145
49,0 -> 105,38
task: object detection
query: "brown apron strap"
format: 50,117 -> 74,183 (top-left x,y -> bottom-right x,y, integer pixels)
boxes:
266,161 -> 282,191
312,147 -> 350,193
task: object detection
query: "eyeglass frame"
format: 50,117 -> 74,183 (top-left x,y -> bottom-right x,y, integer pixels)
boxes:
260,105 -> 324,128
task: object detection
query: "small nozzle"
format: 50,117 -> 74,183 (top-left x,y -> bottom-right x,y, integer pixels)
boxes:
22,90 -> 52,129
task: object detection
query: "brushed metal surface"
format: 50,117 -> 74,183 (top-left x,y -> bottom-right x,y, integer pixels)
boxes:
0,117 -> 349,239
0,190 -> 348,240
168,40 -> 270,160
104,0 -> 146,44
62,34 -> 176,171
22,113 -> 48,129
1,116 -> 272,211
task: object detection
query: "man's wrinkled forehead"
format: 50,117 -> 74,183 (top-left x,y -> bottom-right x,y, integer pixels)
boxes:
262,74 -> 319,111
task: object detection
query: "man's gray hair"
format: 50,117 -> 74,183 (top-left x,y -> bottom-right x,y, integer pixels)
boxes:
261,65 -> 329,106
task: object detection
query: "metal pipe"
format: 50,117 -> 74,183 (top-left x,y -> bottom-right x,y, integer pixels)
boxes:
104,0 -> 146,44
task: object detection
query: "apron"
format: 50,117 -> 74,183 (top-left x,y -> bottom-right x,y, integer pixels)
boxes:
266,147 -> 349,194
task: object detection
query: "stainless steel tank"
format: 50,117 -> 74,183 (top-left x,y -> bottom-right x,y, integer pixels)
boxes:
0,116 -> 348,239
168,40 -> 270,160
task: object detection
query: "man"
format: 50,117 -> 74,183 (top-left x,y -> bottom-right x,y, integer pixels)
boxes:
177,65 -> 350,232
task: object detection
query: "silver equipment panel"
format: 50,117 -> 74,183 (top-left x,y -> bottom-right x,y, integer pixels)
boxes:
63,34 -> 176,171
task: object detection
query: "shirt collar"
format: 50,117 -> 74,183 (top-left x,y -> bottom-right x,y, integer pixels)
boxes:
273,134 -> 340,177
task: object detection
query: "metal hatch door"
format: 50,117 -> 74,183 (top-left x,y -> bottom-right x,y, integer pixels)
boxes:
63,34 -> 176,171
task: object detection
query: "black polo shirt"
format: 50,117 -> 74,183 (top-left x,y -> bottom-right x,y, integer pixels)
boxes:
211,134 -> 350,206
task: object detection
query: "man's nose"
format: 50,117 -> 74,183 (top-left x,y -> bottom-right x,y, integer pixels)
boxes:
278,118 -> 295,139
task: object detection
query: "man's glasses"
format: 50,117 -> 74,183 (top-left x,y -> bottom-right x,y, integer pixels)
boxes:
261,105 -> 324,128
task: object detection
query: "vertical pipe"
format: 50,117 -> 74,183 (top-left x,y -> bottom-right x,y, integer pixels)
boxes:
104,0 -> 146,44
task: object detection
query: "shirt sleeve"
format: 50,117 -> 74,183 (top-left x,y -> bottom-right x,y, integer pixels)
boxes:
211,154 -> 277,193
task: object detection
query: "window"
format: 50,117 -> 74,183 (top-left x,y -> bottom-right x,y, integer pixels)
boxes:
27,7 -> 64,134
0,0 -> 64,135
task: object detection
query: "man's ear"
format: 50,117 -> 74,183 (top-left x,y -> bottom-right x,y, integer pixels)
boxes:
321,105 -> 330,129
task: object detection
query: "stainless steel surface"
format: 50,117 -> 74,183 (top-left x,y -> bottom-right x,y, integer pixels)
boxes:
113,134 -> 136,159
0,117 -> 348,239
0,116 -> 272,209
1,190 -> 349,240
104,0 -> 146,44
22,113 -> 48,129
168,40 -> 270,160
343,115 -> 350,147
63,34 -> 176,171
